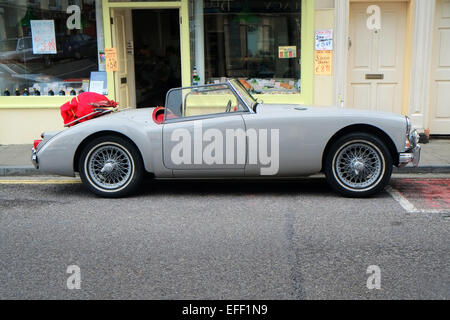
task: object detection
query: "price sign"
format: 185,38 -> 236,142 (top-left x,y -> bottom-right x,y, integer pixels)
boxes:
314,50 -> 333,75
30,20 -> 57,54
105,48 -> 118,72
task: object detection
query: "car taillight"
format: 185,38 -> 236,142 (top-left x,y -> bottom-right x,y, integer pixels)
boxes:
34,139 -> 42,149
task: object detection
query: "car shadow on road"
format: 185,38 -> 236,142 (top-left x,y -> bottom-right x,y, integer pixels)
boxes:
39,176 -> 390,199
133,176 -> 390,199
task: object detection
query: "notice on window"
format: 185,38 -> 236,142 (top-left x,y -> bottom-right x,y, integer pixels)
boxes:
105,48 -> 119,72
314,50 -> 333,75
315,29 -> 333,51
30,20 -> 57,54
278,46 -> 297,59
89,72 -> 108,95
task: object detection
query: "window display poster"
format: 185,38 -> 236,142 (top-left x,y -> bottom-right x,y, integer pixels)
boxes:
278,46 -> 297,59
89,72 -> 108,95
105,48 -> 119,72
315,29 -> 333,51
314,50 -> 333,75
30,20 -> 57,54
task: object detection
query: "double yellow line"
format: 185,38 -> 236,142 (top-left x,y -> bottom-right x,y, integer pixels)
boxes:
0,179 -> 81,185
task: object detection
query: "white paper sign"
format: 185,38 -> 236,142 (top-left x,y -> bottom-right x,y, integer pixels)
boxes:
30,20 -> 57,54
89,81 -> 104,94
315,29 -> 333,51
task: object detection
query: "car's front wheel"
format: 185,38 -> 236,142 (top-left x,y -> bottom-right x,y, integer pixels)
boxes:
79,135 -> 144,197
324,132 -> 393,197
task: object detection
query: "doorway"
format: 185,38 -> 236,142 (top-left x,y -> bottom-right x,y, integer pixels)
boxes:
429,0 -> 450,134
347,2 -> 407,114
132,9 -> 181,108
111,8 -> 181,109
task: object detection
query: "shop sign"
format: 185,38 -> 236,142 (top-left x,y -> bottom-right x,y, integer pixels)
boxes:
278,46 -> 297,59
30,20 -> 57,54
204,0 -> 301,13
314,50 -> 333,75
105,48 -> 118,72
89,72 -> 108,95
315,29 -> 333,51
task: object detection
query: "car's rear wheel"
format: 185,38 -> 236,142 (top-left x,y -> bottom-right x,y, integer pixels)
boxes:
324,132 -> 393,197
79,135 -> 144,197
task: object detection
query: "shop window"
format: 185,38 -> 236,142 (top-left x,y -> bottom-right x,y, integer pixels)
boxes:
0,0 -> 102,96
190,0 -> 302,94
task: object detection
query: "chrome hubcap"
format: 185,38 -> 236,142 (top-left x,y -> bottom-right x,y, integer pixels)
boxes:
87,145 -> 132,190
335,142 -> 382,189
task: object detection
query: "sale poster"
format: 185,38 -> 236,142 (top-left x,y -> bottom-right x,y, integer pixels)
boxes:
315,29 -> 333,51
314,50 -> 333,75
105,48 -> 118,72
30,20 -> 57,54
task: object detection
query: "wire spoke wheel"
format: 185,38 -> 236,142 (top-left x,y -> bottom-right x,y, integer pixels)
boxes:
87,144 -> 133,190
333,141 -> 384,191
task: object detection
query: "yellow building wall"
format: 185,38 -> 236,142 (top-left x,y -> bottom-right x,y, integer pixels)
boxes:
0,108 -> 63,145
313,8 -> 335,106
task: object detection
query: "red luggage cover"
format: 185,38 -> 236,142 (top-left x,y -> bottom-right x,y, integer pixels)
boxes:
60,92 -> 117,126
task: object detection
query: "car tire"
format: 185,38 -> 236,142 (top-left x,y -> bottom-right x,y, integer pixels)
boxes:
78,135 -> 144,198
324,132 -> 393,197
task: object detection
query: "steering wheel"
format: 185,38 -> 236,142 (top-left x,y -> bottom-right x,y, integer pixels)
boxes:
225,100 -> 232,113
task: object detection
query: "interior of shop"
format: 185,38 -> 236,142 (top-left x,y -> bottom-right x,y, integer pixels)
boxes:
132,9 -> 181,108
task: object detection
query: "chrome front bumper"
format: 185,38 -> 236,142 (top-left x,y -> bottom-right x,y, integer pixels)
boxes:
31,147 -> 39,169
399,145 -> 421,168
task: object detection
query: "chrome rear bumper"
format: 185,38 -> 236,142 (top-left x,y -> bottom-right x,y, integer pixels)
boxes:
399,145 -> 421,168
31,147 -> 39,169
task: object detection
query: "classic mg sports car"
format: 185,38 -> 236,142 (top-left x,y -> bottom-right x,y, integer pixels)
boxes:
31,79 -> 420,198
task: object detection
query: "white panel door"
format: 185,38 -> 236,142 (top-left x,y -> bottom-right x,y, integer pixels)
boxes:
347,2 -> 406,114
429,0 -> 450,134
111,9 -> 136,108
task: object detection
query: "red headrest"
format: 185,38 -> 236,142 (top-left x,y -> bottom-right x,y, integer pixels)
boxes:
152,106 -> 165,124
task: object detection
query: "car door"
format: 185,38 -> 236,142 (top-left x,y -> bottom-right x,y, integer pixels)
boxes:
162,84 -> 248,177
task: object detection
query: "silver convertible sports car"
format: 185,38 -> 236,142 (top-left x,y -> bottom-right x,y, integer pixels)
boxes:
31,79 -> 420,198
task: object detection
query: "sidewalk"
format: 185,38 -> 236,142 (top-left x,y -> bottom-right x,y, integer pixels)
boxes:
0,140 -> 449,176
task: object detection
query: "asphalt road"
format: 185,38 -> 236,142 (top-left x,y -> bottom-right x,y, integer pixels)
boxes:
0,177 -> 449,299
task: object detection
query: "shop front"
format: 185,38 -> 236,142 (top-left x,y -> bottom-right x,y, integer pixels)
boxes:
0,0 -> 314,144
1,0 -> 447,145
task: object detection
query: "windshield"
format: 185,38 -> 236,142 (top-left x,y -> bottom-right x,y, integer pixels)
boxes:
229,79 -> 257,111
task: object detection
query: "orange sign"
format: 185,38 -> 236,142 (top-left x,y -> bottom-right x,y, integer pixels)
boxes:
314,50 -> 333,75
105,48 -> 118,72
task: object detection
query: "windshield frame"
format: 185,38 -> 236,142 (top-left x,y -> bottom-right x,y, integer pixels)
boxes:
229,79 -> 257,112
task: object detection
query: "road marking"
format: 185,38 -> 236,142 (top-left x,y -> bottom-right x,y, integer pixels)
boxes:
386,186 -> 449,214
0,179 -> 81,185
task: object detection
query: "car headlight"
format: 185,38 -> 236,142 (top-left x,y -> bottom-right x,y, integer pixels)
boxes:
410,130 -> 420,148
